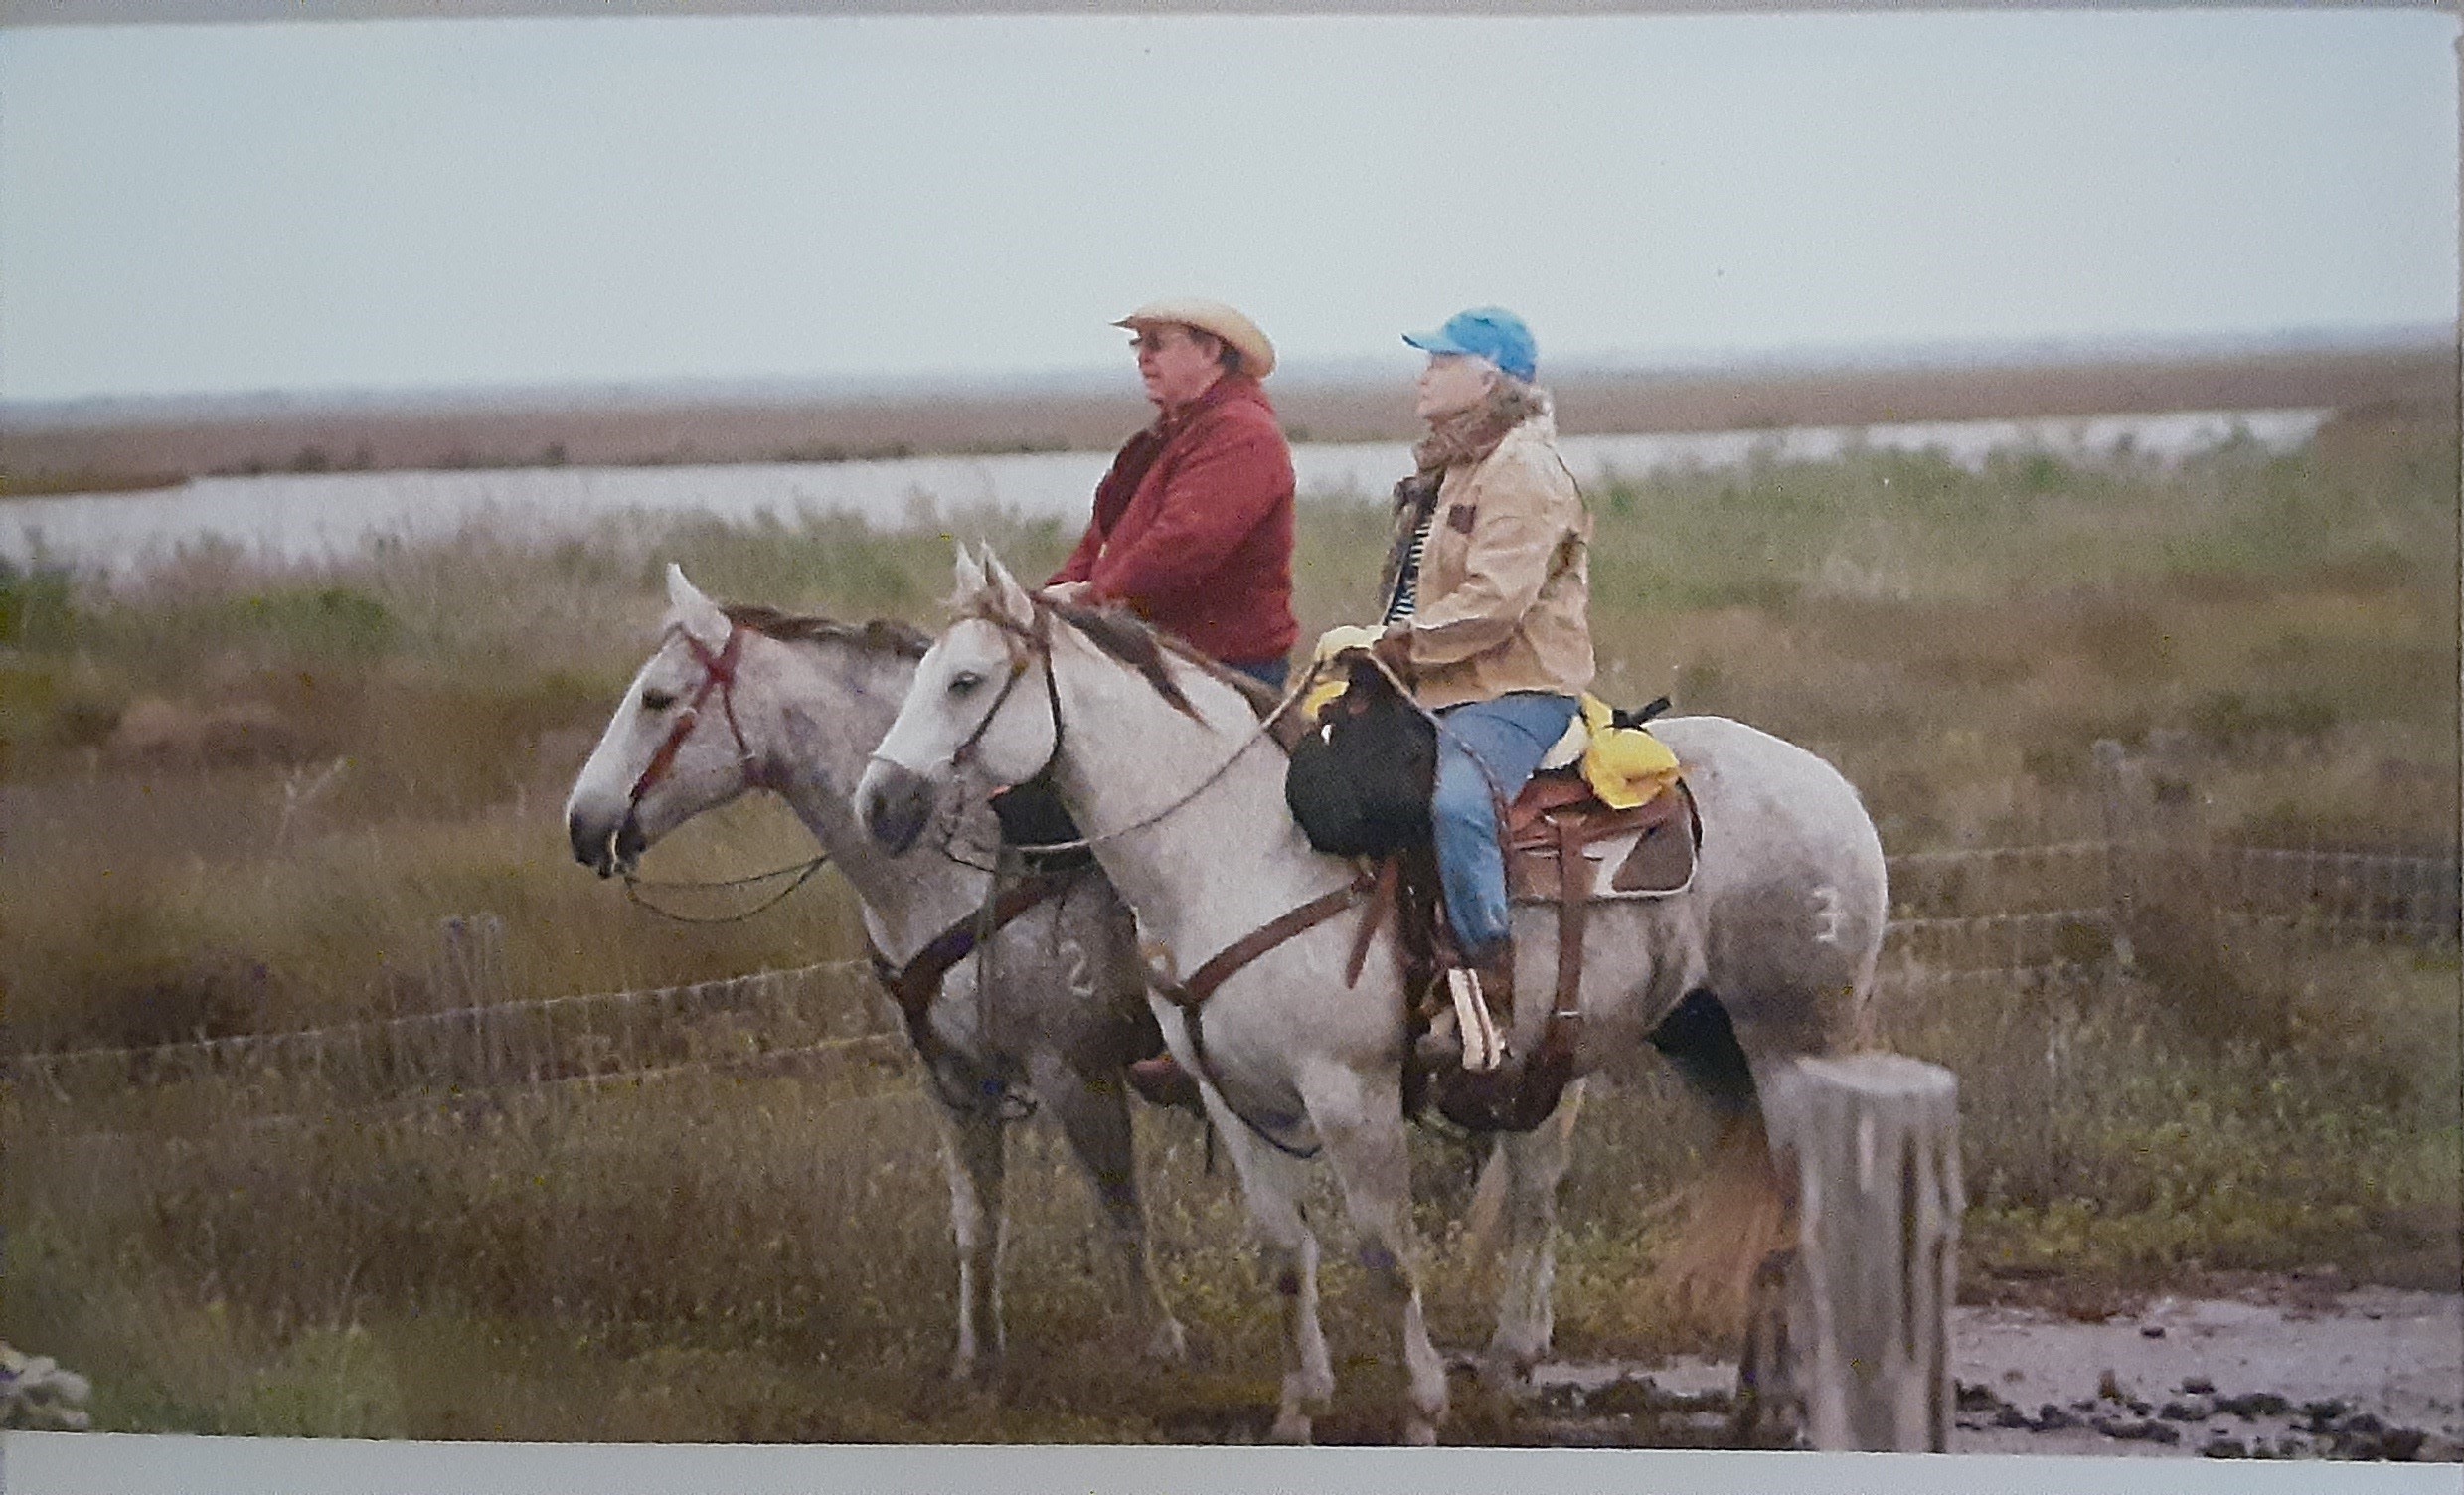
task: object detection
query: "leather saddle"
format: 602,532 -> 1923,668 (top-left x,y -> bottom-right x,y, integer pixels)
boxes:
1504,768 -> 1700,903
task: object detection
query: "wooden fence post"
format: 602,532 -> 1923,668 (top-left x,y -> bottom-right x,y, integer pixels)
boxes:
429,914 -> 508,1088
2091,739 -> 2141,969
1758,1053 -> 1962,1451
2096,732 -> 2219,967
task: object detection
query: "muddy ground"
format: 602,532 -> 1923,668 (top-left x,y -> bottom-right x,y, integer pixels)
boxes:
1502,1281 -> 2462,1461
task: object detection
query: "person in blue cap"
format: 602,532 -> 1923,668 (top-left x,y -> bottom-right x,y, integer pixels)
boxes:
1370,306 -> 1595,1073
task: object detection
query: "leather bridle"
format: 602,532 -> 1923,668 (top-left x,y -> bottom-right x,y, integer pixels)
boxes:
626,622 -> 762,813
613,620 -> 830,923
918,598 -> 1357,1156
941,605 -> 1066,787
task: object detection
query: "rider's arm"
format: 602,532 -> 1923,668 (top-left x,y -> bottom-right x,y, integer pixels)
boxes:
1050,432 -> 1161,586
1084,415 -> 1293,606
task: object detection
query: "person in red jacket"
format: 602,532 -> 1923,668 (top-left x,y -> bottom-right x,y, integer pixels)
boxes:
1045,297 -> 1299,689
1047,299 -> 1297,1108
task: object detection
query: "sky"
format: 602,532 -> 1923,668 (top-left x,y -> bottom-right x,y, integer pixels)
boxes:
0,7 -> 2456,402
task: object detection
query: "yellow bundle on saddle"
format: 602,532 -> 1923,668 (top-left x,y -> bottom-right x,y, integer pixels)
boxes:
1299,625 -> 1383,721
1577,694 -> 1682,810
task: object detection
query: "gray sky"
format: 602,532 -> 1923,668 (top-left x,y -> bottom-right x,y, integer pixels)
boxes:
1,8 -> 2455,400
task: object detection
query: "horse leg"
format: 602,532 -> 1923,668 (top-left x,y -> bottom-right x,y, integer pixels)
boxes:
1480,1076 -> 1585,1387
1204,1105 -> 1332,1443
1304,1062 -> 1448,1446
932,1098 -> 1008,1383
1032,1052 -> 1187,1362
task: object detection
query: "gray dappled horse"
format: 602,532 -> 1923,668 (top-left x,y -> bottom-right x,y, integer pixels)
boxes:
858,548 -> 1888,1445
564,565 -> 1187,1379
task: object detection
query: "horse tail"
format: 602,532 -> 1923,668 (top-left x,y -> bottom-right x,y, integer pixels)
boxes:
1648,1108 -> 1789,1337
1645,988 -> 1790,1336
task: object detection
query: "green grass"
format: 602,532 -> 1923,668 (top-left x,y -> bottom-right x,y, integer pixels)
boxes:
2,414 -> 2456,1438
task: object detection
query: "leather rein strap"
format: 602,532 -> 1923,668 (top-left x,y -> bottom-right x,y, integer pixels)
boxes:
866,865 -> 1085,1077
1144,869 -> 1380,1161
1147,870 -> 1380,1014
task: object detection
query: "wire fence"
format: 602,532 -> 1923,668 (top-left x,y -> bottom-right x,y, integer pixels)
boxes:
6,834 -> 2455,1137
7,954 -> 896,1131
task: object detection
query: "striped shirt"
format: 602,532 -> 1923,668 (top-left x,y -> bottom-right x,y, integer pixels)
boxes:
1384,509 -> 1437,626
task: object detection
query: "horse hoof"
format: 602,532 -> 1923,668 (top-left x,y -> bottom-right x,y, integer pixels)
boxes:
1268,1411 -> 1313,1444
1403,1416 -> 1440,1447
1476,1354 -> 1534,1398
1144,1319 -> 1190,1363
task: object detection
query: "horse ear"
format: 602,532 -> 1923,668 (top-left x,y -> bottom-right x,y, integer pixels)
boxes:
951,542 -> 987,599
665,563 -> 730,650
978,550 -> 1035,627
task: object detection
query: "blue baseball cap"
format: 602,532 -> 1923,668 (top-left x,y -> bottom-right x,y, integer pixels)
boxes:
1403,306 -> 1538,383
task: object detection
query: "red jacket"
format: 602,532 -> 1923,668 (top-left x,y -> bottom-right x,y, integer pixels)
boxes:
1049,374 -> 1298,666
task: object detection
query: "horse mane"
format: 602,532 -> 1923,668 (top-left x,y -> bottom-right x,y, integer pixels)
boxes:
952,587 -> 1295,724
1042,599 -> 1299,737
1042,600 -> 1207,720
722,604 -> 930,660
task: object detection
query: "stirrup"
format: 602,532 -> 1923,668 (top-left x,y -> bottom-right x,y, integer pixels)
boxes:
1446,967 -> 1506,1074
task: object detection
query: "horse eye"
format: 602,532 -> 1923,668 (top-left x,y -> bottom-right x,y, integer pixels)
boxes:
641,688 -> 677,712
948,671 -> 983,697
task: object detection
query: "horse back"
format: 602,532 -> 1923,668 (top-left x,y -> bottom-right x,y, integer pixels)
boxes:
1642,715 -> 1888,1058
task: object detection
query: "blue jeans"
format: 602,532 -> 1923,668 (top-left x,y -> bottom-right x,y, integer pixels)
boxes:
1228,656 -> 1289,692
1431,692 -> 1580,958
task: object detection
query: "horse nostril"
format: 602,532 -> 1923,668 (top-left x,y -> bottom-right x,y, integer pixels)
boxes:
569,812 -> 609,872
863,772 -> 927,855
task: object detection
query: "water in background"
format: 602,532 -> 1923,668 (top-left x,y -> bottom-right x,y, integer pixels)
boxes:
5,409 -> 2322,575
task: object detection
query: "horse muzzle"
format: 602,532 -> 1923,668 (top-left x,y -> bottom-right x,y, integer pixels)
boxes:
859,760 -> 933,856
568,804 -> 647,879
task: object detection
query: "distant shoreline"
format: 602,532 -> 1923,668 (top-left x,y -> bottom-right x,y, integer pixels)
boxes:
2,335 -> 2450,498
0,411 -> 2339,574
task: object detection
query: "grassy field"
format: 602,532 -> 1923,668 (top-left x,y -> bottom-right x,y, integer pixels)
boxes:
2,407 -> 2456,1440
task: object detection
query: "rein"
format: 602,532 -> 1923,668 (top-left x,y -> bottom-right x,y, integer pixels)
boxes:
897,599 -> 1408,1154
621,855 -> 831,923
900,599 -> 1352,1154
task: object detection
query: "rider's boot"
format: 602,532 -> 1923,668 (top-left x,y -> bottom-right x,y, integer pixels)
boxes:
1126,1050 -> 1204,1110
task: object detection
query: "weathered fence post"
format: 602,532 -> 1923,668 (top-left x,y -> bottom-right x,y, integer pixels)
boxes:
1759,1053 -> 1962,1451
2092,739 -> 2140,969
2095,732 -> 2222,967
429,914 -> 508,1088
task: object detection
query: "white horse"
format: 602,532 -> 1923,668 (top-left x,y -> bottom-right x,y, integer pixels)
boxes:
857,549 -> 1888,1444
564,565 -> 1187,1380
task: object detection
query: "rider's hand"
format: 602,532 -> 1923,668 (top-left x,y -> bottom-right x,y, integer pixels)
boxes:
1043,581 -> 1093,604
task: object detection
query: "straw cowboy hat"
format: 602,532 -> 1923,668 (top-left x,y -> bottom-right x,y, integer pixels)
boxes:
1113,298 -> 1276,379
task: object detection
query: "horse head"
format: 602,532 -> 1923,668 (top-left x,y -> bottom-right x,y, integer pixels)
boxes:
564,563 -> 779,877
858,546 -> 1063,856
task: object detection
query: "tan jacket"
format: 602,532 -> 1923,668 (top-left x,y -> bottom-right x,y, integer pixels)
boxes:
1389,408 -> 1595,711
